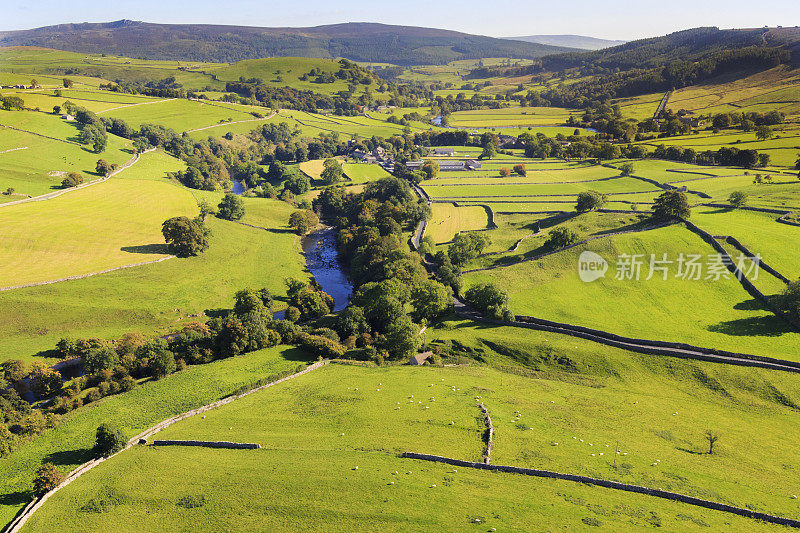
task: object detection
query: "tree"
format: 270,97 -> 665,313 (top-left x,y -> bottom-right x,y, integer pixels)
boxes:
619,163 -> 634,176
78,124 -> 107,153
95,159 -> 116,177
777,280 -> 800,322
728,190 -> 748,208
149,349 -> 177,379
704,430 -> 719,454
544,227 -> 580,250
755,125 -> 772,141
1,95 -> 24,111
52,105 -> 61,115
383,315 -> 421,359
284,173 -> 311,195
62,78 -> 74,88
288,209 -> 319,235
83,346 -> 119,374
447,232 -> 490,266
61,172 -> 83,188
132,136 -> 150,154
28,363 -> 62,397
410,279 -> 452,322
464,283 -> 510,320
94,423 -> 127,457
217,193 -> 245,220
480,142 -> 496,160
33,463 -> 64,497
4,187 -> 14,196
513,164 -> 526,177
162,216 -> 210,257
421,160 -> 439,180
576,190 -> 607,212
320,158 -> 343,185
652,190 -> 690,220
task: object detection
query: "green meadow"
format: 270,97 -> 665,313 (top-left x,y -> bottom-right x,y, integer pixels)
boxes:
426,203 -> 489,243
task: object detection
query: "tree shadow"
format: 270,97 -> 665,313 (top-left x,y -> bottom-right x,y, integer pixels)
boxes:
120,243 -> 171,255
43,447 -> 93,467
676,446 -> 706,455
0,491 -> 31,507
204,308 -> 232,318
279,347 -> 314,362
707,315 -> 791,337
31,348 -> 60,359
593,217 -> 654,236
733,298 -> 771,311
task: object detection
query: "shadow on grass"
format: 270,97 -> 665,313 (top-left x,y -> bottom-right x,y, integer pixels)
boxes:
32,348 -> 60,359
0,491 -> 31,507
120,243 -> 171,255
592,217 -> 655,236
43,447 -> 93,467
676,447 -> 706,455
707,315 -> 791,337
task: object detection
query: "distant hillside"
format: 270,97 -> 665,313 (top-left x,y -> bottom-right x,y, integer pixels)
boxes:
503,35 -> 626,51
541,26 -> 800,71
0,20 -> 577,65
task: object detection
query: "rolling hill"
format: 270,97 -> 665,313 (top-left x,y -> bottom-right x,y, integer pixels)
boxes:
0,20 -> 578,65
503,34 -> 627,50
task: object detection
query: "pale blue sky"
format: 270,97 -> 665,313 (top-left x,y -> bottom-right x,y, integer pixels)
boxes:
4,0 -> 800,40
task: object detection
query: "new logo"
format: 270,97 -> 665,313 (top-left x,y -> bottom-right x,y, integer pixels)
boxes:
578,251 -> 608,282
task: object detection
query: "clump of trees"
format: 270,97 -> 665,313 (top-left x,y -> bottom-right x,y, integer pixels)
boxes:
464,283 -> 513,321
320,158 -> 343,185
544,227 -> 580,250
447,232 -> 491,266
652,190 -> 691,220
162,216 -> 211,257
94,423 -> 127,457
728,190 -> 748,208
33,462 -> 64,497
61,172 -> 83,188
95,159 -> 117,177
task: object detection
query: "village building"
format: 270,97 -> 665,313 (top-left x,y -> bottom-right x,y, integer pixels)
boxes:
432,147 -> 455,156
408,351 -> 433,365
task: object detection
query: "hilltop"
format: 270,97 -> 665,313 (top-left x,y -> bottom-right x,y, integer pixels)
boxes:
0,20 -> 577,65
503,34 -> 627,50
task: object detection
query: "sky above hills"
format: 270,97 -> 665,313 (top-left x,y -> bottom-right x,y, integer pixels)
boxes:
4,0 -> 799,40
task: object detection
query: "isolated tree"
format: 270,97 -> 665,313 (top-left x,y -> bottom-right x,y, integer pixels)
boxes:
480,141 -> 496,160
95,159 -> 116,177
62,78 -> 73,88
704,430 -> 720,454
755,125 -> 773,141
288,209 -> 319,235
652,190 -> 690,220
320,158 -> 343,185
499,167 -> 511,177
61,172 -> 83,188
421,160 -> 439,180
162,216 -> 210,257
513,164 -> 526,177
217,193 -> 245,220
777,281 -> 800,321
728,190 -> 748,208
4,187 -> 14,196
52,105 -> 61,115
544,227 -> 580,250
94,423 -> 127,457
33,463 -> 64,497
576,190 -> 607,212
619,163 -> 634,176
1,95 -> 24,110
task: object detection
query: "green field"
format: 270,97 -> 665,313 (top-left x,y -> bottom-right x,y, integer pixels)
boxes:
463,223 -> 800,360
426,203 -> 489,243
342,162 -> 392,183
0,150 -> 194,287
448,106 -> 581,128
23,339 -> 800,531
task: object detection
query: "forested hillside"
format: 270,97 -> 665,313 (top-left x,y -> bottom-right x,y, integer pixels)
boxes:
0,20 -> 575,65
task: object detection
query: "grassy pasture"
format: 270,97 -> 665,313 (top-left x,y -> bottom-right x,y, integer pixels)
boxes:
429,164 -> 621,185
0,195 -> 306,363
615,92 -> 664,120
0,111 -> 133,196
422,176 -> 659,199
103,98 -> 255,132
342,162 -> 392,183
0,345 -> 309,527
0,150 -> 195,288
448,106 -> 581,128
425,203 -> 489,243
463,223 -> 800,360
22,356 -> 800,531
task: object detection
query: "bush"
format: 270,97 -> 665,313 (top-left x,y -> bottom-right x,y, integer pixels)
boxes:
728,190 -> 748,207
94,423 -> 127,457
652,190 -> 690,220
576,190 -> 607,212
464,283 -> 510,320
162,216 -> 210,257
285,306 -> 301,322
33,462 -> 64,497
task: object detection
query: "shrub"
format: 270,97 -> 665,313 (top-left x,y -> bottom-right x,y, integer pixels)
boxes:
61,172 -> 83,188
285,306 -> 301,322
94,423 -> 127,457
652,190 -> 690,220
295,333 -> 346,359
33,463 -> 64,497
576,190 -> 607,212
217,193 -> 245,220
728,190 -> 748,207
464,283 -> 510,320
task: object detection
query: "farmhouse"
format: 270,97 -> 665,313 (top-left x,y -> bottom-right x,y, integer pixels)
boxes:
405,160 -> 424,170
61,114 -> 74,121
432,147 -> 455,156
436,160 -> 482,171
